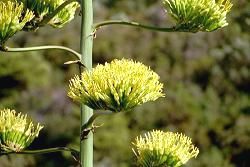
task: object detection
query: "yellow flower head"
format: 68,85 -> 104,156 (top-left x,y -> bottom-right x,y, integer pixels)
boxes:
17,0 -> 79,29
163,0 -> 233,32
0,109 -> 43,152
0,0 -> 34,46
133,130 -> 199,167
68,59 -> 164,112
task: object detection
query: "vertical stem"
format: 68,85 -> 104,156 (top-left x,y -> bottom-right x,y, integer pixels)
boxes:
80,0 -> 93,167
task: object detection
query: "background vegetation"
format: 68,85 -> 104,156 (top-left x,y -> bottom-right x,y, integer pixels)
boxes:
0,0 -> 249,166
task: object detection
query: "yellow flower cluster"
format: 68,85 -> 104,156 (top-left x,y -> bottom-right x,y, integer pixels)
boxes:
0,0 -> 79,45
0,109 -> 43,152
133,130 -> 199,167
0,0 -> 33,46
68,59 -> 164,112
17,0 -> 79,28
163,0 -> 233,32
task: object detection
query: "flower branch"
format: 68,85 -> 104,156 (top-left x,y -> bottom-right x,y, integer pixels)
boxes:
0,147 -> 80,164
94,0 -> 232,33
1,45 -> 81,60
94,20 -> 178,32
0,147 -> 79,156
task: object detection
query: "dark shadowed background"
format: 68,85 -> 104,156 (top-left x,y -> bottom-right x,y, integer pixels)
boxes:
0,0 -> 249,166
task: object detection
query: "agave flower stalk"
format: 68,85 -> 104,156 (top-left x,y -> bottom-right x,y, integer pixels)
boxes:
163,0 -> 233,32
0,0 -> 34,47
93,0 -> 232,33
79,0 -> 94,166
68,59 -> 164,112
0,109 -> 43,152
133,130 -> 199,167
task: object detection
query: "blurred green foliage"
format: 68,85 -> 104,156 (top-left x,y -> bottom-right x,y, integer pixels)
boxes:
0,0 -> 250,166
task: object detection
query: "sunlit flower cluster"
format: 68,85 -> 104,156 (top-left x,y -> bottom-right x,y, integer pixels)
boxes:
17,0 -> 79,28
0,0 -> 33,46
163,0 -> 233,32
0,0 -> 79,45
68,59 -> 164,112
0,109 -> 43,152
133,130 -> 199,167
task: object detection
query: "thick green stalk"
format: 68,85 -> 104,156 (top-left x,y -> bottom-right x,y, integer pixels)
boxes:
80,0 -> 93,167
